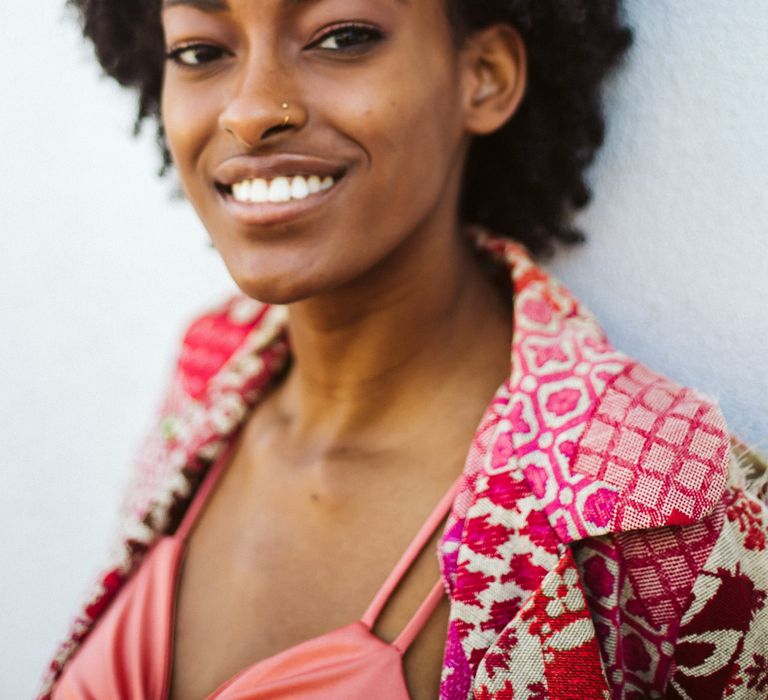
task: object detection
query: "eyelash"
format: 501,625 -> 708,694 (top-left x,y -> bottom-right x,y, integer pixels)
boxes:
165,44 -> 226,68
165,23 -> 385,68
309,23 -> 385,54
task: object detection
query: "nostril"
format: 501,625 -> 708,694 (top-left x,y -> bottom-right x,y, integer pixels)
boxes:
260,123 -> 292,141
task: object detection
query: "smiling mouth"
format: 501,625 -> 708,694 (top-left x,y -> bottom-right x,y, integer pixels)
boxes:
219,174 -> 342,204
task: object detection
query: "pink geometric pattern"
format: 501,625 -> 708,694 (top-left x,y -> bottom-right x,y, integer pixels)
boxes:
619,506 -> 723,629
470,231 -> 633,545
573,363 -> 730,531
38,229 -> 767,700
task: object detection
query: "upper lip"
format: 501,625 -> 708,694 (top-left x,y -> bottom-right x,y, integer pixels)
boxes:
214,154 -> 347,187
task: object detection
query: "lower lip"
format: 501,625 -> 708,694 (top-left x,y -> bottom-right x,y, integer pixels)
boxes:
217,177 -> 345,227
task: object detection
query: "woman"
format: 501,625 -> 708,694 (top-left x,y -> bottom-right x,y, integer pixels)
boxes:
41,1 -> 768,699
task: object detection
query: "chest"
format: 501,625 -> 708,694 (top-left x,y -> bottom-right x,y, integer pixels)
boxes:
169,439 -> 455,700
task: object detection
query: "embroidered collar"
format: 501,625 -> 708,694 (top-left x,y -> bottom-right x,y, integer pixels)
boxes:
466,230 -> 730,543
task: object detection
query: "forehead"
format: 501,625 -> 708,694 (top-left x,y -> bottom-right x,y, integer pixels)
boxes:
161,0 -> 411,10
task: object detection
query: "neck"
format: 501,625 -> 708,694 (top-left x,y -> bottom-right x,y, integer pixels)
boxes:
275,218 -> 512,450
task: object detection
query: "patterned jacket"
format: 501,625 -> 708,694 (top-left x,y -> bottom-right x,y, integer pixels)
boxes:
39,231 -> 768,699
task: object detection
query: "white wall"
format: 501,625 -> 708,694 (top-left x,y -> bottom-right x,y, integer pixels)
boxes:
0,4 -> 236,696
1,1 -> 766,696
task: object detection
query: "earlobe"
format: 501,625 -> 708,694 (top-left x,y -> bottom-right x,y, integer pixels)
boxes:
463,25 -> 527,135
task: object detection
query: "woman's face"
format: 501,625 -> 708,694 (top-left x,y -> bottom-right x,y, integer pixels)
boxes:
161,0 -> 476,303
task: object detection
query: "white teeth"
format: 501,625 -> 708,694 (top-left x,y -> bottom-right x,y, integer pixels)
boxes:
251,178 -> 269,203
268,177 -> 291,203
229,174 -> 338,203
232,181 -> 250,202
290,176 -> 310,200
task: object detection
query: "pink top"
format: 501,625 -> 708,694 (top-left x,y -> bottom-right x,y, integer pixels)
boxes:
53,443 -> 462,700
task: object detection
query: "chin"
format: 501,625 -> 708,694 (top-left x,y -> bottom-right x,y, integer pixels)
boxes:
226,258 -> 340,305
214,242 -> 312,304
220,240 -> 374,307
229,274 -> 312,306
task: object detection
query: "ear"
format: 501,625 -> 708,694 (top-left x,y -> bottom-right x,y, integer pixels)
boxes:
460,25 -> 527,136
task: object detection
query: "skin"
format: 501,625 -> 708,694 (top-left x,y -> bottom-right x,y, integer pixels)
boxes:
160,0 -> 527,697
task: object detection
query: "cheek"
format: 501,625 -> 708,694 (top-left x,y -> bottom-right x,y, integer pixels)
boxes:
319,54 -> 463,219
161,80 -> 221,182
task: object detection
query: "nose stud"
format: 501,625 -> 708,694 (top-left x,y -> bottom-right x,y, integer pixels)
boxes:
281,102 -> 290,128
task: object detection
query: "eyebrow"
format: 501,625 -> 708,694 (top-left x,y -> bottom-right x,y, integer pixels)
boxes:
161,0 -> 322,9
162,0 -> 229,9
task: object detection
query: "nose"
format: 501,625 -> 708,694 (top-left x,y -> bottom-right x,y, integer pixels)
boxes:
219,58 -> 306,149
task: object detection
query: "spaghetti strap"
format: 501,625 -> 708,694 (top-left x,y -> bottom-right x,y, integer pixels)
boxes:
174,439 -> 239,541
361,473 -> 463,631
392,578 -> 446,653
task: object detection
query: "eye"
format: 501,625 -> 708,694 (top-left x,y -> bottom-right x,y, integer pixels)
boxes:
165,43 -> 228,68
309,24 -> 384,54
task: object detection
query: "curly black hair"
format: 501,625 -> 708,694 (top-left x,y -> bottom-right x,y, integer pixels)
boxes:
68,0 -> 632,257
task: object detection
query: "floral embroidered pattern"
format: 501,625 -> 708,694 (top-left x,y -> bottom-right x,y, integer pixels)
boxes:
727,488 -> 767,551
745,654 -> 768,692
667,487 -> 768,700
472,551 -> 609,699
